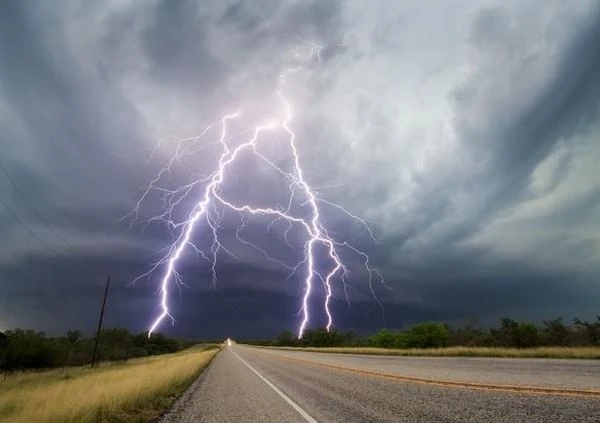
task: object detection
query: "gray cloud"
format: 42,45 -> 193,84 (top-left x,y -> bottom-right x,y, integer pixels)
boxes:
1,0 -> 599,336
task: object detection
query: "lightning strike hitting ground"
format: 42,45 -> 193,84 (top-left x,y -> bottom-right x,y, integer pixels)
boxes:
127,45 -> 386,338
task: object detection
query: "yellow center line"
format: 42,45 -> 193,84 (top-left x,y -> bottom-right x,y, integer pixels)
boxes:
257,350 -> 600,398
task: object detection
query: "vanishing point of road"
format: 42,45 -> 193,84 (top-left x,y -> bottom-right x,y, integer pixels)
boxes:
159,344 -> 600,423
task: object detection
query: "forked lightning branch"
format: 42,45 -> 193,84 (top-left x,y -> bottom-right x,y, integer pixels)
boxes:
127,48 -> 385,339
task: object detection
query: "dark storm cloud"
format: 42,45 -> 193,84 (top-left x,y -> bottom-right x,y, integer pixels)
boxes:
0,248 -> 148,332
169,288 -> 450,339
0,2 -> 152,224
1,1 -> 599,337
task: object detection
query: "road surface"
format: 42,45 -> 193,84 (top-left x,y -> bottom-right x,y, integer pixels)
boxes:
159,345 -> 600,422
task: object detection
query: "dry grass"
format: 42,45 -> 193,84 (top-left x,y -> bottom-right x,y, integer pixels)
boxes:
0,345 -> 221,423
270,346 -> 600,359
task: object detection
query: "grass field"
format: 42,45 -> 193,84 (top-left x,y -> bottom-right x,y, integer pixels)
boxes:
0,344 -> 221,423
269,346 -> 600,359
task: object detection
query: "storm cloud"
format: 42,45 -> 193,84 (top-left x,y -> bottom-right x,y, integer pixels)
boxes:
0,0 -> 599,338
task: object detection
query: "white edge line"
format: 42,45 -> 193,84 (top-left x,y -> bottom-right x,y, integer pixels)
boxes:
231,349 -> 319,423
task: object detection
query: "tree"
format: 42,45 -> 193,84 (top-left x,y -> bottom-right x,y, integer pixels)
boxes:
491,318 -> 518,346
542,318 -> 569,346
490,319 -> 541,348
3,329 -> 58,369
299,328 -> 352,347
99,328 -> 133,361
448,318 -> 488,346
0,331 -> 8,370
370,329 -> 397,348
574,317 -> 600,345
402,322 -> 449,348
512,323 -> 540,348
145,332 -> 180,355
61,330 -> 83,370
275,331 -> 295,347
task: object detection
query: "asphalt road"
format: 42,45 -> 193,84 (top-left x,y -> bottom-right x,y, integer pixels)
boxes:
159,345 -> 600,423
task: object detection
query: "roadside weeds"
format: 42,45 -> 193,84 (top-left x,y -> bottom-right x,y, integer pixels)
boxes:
0,344 -> 222,423
263,345 -> 600,359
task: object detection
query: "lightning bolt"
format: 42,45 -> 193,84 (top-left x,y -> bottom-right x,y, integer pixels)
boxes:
127,43 -> 387,338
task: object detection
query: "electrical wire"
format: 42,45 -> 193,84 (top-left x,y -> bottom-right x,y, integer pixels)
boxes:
0,158 -> 72,248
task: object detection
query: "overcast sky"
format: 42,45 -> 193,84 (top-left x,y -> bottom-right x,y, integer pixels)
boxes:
0,0 -> 599,339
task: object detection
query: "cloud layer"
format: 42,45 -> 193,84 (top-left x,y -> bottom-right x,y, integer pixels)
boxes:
1,0 -> 599,337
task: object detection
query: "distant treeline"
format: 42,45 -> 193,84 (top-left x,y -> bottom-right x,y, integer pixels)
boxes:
0,328 -> 198,371
244,317 -> 600,349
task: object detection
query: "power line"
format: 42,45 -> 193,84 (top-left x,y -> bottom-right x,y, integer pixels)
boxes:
0,191 -> 57,254
0,158 -> 73,248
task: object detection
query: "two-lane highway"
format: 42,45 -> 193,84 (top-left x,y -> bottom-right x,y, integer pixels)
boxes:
159,345 -> 600,422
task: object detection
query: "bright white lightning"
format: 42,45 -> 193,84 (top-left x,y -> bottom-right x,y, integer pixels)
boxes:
128,46 -> 386,339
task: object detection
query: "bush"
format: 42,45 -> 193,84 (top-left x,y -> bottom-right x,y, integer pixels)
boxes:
402,322 -> 449,348
0,328 -> 193,371
370,329 -> 398,348
300,328 -> 350,347
275,331 -> 296,346
3,329 -> 60,369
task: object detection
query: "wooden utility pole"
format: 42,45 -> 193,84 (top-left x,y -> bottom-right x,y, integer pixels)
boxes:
91,276 -> 110,368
